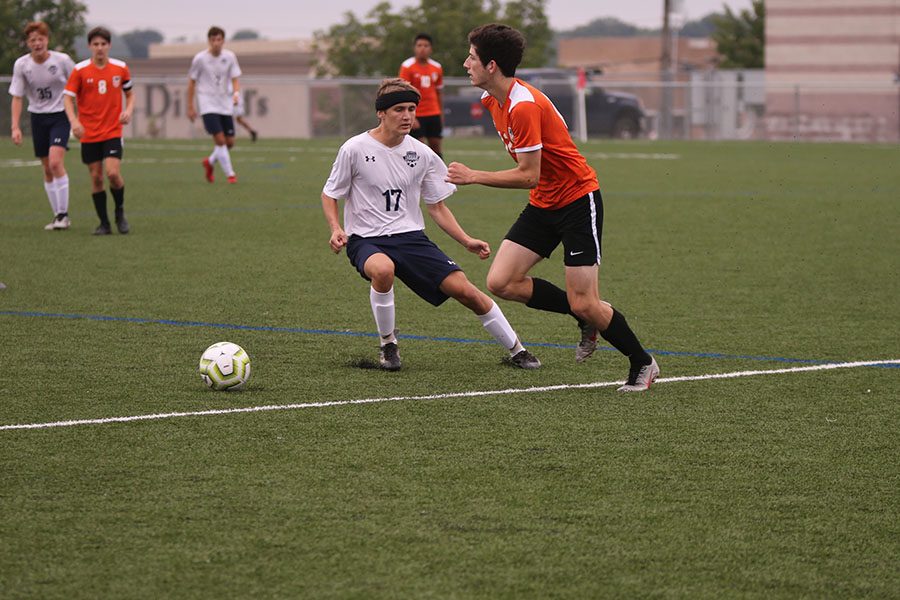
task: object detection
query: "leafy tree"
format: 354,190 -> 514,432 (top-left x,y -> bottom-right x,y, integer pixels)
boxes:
121,28 -> 163,59
314,0 -> 552,77
711,0 -> 764,68
232,29 -> 260,41
1,0 -> 87,73
557,17 -> 647,39
679,14 -> 716,38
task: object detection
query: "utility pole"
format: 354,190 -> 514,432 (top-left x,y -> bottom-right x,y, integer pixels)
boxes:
660,0 -> 673,139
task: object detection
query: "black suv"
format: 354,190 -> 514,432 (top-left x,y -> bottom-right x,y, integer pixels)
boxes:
443,68 -> 645,139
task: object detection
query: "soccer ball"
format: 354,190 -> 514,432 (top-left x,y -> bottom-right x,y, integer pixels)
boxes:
198,342 -> 251,391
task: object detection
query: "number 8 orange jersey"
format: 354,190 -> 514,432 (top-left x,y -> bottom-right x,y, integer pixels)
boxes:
64,58 -> 132,143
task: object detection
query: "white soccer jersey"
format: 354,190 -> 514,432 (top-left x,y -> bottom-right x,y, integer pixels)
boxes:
8,51 -> 75,113
188,49 -> 242,115
323,132 -> 457,238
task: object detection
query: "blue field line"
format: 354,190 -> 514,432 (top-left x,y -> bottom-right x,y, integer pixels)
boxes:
2,309 -> 898,368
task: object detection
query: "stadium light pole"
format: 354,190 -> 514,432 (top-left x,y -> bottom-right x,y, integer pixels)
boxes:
660,0 -> 673,139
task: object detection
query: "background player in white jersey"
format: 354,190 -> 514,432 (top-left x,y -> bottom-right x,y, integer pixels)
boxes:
187,26 -> 242,183
9,21 -> 76,230
322,78 -> 540,371
230,84 -> 257,142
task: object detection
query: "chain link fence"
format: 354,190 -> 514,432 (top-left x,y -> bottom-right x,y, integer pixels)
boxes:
3,73 -> 898,142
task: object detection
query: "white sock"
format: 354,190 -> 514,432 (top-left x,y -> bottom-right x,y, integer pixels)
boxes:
370,287 -> 396,345
54,175 -> 69,215
217,145 -> 235,177
208,146 -> 219,165
477,301 -> 524,354
43,179 -> 58,216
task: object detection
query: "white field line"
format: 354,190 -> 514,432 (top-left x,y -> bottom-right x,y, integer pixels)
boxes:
2,359 -> 897,432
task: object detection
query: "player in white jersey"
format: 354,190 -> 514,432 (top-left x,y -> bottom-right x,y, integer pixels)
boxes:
187,26 -> 242,183
8,21 -> 76,230
229,84 -> 257,142
322,78 -> 540,371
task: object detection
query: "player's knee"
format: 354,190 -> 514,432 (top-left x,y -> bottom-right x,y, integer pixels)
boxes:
108,171 -> 123,187
366,261 -> 394,287
567,295 -> 594,320
486,273 -> 514,299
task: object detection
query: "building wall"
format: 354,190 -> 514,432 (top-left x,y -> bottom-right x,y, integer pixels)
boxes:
765,0 -> 900,141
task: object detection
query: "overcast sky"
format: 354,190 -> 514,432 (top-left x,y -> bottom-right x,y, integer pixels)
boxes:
83,0 -> 753,41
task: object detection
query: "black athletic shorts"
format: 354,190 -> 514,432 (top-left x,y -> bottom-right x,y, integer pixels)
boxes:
30,111 -> 70,157
202,113 -> 236,137
346,230 -> 462,306
505,190 -> 603,267
411,114 -> 443,139
81,138 -> 123,164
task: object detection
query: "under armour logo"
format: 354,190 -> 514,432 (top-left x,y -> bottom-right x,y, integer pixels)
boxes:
365,156 -> 375,162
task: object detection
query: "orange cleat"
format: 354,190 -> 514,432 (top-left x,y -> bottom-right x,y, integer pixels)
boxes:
203,158 -> 214,183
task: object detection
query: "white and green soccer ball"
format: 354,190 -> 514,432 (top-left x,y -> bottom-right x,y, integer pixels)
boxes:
198,342 -> 251,391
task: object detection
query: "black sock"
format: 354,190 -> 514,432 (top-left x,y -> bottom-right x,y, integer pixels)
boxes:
92,191 -> 109,225
111,186 -> 125,210
527,277 -> 573,315
601,308 -> 651,366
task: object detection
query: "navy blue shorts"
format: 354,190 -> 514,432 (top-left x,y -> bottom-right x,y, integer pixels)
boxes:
202,113 -> 235,137
505,190 -> 603,267
80,138 -> 123,164
346,230 -> 462,306
30,112 -> 70,157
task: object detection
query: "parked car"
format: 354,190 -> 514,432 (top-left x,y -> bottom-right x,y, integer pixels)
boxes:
443,68 -> 645,139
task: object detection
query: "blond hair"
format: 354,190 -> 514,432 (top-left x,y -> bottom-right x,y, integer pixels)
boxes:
376,78 -> 421,100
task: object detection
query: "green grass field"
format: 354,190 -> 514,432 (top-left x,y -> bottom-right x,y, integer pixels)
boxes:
1,137 -> 898,598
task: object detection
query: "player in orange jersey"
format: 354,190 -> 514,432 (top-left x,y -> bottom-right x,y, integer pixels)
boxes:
446,24 -> 658,392
63,27 -> 134,235
398,33 -> 444,157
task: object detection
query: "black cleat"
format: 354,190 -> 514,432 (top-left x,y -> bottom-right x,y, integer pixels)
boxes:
115,208 -> 129,234
250,130 -> 258,143
93,223 -> 112,236
507,349 -> 541,369
379,342 -> 401,371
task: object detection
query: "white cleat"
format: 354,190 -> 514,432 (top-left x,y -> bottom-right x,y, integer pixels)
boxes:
53,215 -> 71,230
617,356 -> 659,392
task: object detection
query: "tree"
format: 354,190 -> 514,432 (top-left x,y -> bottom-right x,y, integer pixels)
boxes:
121,28 -> 163,59
313,0 -> 552,77
232,29 -> 260,41
711,0 -> 764,68
1,0 -> 88,73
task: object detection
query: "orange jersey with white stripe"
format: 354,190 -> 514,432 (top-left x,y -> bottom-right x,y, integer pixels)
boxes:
398,57 -> 443,117
64,58 -> 132,143
482,79 -> 598,209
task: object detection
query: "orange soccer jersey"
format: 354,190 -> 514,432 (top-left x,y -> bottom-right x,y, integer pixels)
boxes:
398,57 -> 443,117
64,58 -> 132,143
483,79 -> 598,209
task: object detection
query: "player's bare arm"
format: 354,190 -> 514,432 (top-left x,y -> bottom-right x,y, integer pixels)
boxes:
446,149 -> 540,189
120,88 -> 135,124
231,78 -> 240,105
10,96 -> 23,145
63,94 -> 83,139
426,201 -> 491,260
321,193 -> 347,253
186,79 -> 197,121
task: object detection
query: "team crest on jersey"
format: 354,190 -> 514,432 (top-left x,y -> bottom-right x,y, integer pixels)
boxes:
48,65 -> 58,75
112,76 -> 121,88
403,151 -> 419,168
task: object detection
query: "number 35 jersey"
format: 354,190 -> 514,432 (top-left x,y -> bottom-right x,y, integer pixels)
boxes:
323,132 -> 456,238
8,51 -> 76,114
64,58 -> 132,143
